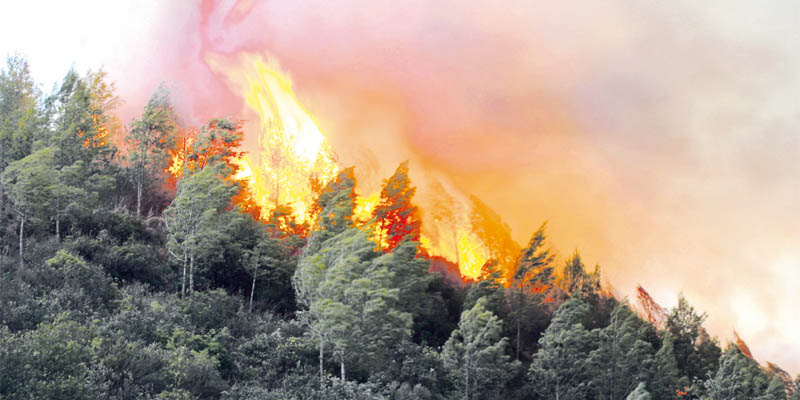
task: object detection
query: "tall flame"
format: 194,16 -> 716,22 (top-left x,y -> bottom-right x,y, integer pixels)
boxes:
206,52 -> 339,223
187,52 -> 505,280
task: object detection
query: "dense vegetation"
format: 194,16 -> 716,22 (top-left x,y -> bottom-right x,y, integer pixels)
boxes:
0,56 -> 797,399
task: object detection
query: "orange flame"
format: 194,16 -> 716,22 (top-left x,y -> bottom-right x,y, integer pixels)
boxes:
165,52 -> 510,280
205,52 -> 339,224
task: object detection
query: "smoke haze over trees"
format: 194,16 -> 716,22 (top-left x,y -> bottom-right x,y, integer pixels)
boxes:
0,56 -> 798,399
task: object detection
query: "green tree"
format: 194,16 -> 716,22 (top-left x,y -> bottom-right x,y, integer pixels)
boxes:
1,147 -> 55,266
0,55 -> 41,212
295,171 -> 359,382
587,303 -> 655,400
762,375 -> 788,400
560,251 -> 601,296
648,334 -> 680,400
294,227 -> 412,382
625,383 -> 651,400
127,84 -> 177,217
46,69 -> 118,172
529,296 -> 595,400
240,226 -> 289,313
369,238 -> 434,339
789,376 -> 800,400
164,162 -> 236,297
704,347 -> 773,400
666,296 -> 721,385
441,297 -> 516,400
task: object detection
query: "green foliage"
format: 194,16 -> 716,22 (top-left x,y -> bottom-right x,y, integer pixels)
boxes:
587,303 -> 656,400
529,296 -> 595,400
164,161 -> 237,296
666,295 -> 722,385
0,55 -> 40,167
295,227 -> 413,381
315,167 -> 356,236
126,84 -> 178,217
442,298 -> 517,400
0,315 -> 98,399
0,55 -> 793,400
626,383 -> 652,400
1,147 -> 56,219
703,347 -> 776,400
560,251 -> 601,297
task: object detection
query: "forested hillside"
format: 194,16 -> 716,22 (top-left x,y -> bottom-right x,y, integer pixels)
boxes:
0,56 -> 797,400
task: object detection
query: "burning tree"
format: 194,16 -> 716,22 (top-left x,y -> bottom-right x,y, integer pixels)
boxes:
468,195 -> 520,281
636,285 -> 667,330
163,119 -> 240,297
509,222 -> 554,361
372,161 -> 421,252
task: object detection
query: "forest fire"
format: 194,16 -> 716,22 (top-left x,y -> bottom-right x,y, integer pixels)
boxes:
205,53 -> 339,224
162,52 -> 505,280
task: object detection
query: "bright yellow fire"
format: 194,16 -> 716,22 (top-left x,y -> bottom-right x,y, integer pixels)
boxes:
206,52 -> 339,223
205,52 -> 493,280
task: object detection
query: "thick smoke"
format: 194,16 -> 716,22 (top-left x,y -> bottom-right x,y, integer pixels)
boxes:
108,0 -> 800,372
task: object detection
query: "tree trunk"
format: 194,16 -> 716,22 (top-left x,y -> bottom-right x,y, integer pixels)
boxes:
516,289 -> 522,361
319,338 -> 324,384
249,273 -> 256,313
516,315 -> 521,361
136,180 -> 142,218
18,214 -> 24,268
340,359 -> 345,382
189,253 -> 195,296
378,220 -> 385,252
181,251 -> 187,298
55,217 -> 60,240
0,141 -> 4,213
464,358 -> 470,400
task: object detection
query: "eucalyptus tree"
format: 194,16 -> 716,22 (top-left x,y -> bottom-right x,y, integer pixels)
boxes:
442,297 -> 516,400
164,161 -> 236,297
127,85 -> 177,217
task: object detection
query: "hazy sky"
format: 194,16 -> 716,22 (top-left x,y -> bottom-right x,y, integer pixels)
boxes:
2,0 -> 799,372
